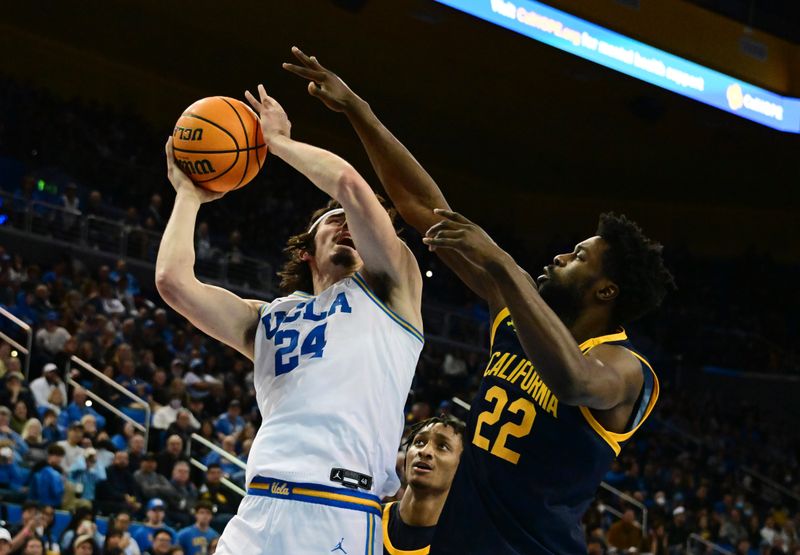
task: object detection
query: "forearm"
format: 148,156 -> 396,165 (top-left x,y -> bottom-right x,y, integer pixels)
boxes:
155,194 -> 201,289
267,135 -> 353,200
344,100 -> 448,232
486,253 -> 588,401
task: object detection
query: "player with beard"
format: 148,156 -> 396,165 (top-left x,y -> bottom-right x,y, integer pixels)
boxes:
157,84 -> 424,553
284,49 -> 674,554
382,416 -> 465,555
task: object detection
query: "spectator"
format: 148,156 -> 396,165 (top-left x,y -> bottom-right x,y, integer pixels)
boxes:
111,421 -> 136,451
198,464 -> 238,518
58,386 -> 106,430
60,182 -> 81,233
132,499 -> 176,553
146,194 -> 164,230
213,400 -> 244,442
29,363 -> 67,413
0,445 -> 26,501
156,434 -> 186,479
720,508 -> 749,546
144,529 -> 173,555
183,359 -> 219,400
68,446 -> 106,504
71,533 -> 99,555
80,413 -> 99,445
175,501 -> 219,555
667,506 -> 692,552
0,405 -> 28,457
165,410 -> 197,447
201,436 -> 241,478
169,460 -> 199,515
96,450 -> 140,514
60,508 -> 104,554
109,511 -> 141,555
127,432 -> 146,470
35,311 -> 71,356
20,536 -> 45,555
40,409 -> 62,444
0,370 -> 36,417
110,259 -> 141,297
57,421 -> 85,472
21,418 -> 48,467
153,396 -> 199,432
30,443 -> 65,508
39,505 -> 60,555
0,527 -> 10,555
7,501 -> 42,553
10,399 -> 29,434
133,453 -> 179,506
606,508 -> 643,552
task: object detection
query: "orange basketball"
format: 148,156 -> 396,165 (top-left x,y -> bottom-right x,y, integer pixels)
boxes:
172,96 -> 267,192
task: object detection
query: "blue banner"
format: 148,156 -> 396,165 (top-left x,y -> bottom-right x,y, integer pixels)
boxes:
435,0 -> 800,133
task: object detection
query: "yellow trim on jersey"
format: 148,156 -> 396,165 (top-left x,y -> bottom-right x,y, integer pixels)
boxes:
578,328 -> 628,352
381,502 -> 431,555
579,340 -> 660,457
368,512 -> 375,555
490,308 -> 511,347
291,487 -> 383,513
258,303 -> 270,317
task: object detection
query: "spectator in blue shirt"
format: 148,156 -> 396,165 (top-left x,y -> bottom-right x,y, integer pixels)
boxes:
131,498 -> 176,552
176,501 -> 219,555
213,400 -> 244,442
30,444 -> 65,508
0,445 -> 27,501
58,386 -> 106,430
68,447 -> 106,502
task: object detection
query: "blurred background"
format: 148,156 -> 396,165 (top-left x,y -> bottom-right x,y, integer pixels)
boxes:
0,1 -> 798,554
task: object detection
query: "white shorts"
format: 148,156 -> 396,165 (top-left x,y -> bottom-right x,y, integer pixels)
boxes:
215,477 -> 382,555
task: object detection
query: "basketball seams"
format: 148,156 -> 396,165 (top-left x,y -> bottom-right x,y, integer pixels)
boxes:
179,108 -> 240,188
220,97 -> 250,189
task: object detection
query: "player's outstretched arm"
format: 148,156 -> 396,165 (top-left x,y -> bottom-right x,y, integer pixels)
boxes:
424,210 -> 643,411
155,138 -> 264,361
245,85 -> 422,328
282,47 -> 500,308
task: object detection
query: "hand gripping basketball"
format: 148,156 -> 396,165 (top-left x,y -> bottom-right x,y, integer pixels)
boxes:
244,84 -> 291,144
165,137 -> 225,203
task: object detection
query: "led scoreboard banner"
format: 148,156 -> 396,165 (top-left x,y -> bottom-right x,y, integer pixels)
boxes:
434,0 -> 800,133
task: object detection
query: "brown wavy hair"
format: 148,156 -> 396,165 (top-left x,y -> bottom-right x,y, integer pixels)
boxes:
277,196 -> 400,295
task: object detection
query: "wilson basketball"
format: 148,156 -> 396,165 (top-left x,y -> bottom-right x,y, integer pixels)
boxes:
172,96 -> 267,192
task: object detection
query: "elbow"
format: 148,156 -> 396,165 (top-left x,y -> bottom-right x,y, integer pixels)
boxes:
335,165 -> 368,200
155,271 -> 183,305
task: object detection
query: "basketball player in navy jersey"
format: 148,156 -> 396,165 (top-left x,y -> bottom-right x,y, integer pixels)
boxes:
285,48 -> 674,554
383,416 -> 465,555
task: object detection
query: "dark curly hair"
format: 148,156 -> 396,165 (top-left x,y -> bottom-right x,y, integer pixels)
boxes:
277,196 -> 400,295
403,415 -> 466,451
596,212 -> 675,325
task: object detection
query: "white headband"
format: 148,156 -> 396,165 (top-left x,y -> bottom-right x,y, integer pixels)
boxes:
307,208 -> 345,233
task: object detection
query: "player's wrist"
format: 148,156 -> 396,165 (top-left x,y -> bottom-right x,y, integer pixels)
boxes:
343,96 -> 370,119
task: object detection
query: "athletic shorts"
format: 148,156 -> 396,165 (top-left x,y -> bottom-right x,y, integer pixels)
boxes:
216,476 -> 382,555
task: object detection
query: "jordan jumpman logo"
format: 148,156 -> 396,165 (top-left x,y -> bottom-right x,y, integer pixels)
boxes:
331,538 -> 347,553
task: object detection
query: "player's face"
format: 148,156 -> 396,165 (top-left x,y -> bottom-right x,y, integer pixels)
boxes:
536,236 -> 610,325
312,213 -> 363,272
405,423 -> 463,493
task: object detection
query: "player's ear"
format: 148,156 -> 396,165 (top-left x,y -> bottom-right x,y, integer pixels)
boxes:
596,280 -> 618,302
300,250 -> 312,263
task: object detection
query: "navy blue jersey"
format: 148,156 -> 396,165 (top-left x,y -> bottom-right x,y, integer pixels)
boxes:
430,308 -> 658,554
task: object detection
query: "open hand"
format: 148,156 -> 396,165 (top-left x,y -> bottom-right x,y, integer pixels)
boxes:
245,84 -> 291,143
282,46 -> 360,113
423,209 -> 505,267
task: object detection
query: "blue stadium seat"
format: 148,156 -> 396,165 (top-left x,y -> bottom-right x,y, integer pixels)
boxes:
4,503 -> 21,525
95,516 -> 108,535
121,406 -> 147,425
52,510 -> 71,539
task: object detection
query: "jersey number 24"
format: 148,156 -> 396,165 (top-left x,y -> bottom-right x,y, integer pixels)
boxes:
274,323 -> 327,375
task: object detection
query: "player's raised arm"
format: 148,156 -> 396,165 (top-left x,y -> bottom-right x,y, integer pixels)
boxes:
282,48 -> 502,308
423,210 -> 644,411
155,138 -> 264,361
244,85 -> 422,328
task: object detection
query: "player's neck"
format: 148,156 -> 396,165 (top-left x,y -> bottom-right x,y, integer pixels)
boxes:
569,308 -> 616,345
311,267 -> 354,294
398,486 -> 446,527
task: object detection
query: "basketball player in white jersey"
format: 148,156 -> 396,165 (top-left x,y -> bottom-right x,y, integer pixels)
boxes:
156,84 -> 424,554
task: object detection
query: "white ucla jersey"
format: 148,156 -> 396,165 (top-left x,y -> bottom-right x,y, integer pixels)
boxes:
248,272 -> 423,498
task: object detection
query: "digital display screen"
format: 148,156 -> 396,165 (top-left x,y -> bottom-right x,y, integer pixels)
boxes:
435,0 -> 800,133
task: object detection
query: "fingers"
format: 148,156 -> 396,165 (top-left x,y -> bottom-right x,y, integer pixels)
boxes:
244,89 -> 260,112
258,83 -> 269,104
291,46 -> 325,70
425,218 -> 464,236
165,137 -> 175,170
422,236 -> 464,251
282,63 -> 326,83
